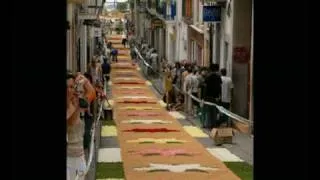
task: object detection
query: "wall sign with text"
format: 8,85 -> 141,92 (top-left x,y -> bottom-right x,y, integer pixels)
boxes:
203,6 -> 221,22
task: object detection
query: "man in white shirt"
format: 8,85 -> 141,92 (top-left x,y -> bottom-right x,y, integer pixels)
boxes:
190,69 -> 200,116
121,33 -> 127,48
219,68 -> 234,126
183,68 -> 193,114
150,50 -> 159,74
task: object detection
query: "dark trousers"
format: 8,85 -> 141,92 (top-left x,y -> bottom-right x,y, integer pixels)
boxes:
204,97 -> 219,129
112,55 -> 118,62
191,92 -> 199,107
218,102 -> 231,127
122,39 -> 127,47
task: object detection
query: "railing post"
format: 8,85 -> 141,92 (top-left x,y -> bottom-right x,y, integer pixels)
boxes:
93,99 -> 98,123
200,99 -> 205,128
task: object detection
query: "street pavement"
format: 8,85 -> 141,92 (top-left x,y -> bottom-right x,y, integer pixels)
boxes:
85,33 -> 252,180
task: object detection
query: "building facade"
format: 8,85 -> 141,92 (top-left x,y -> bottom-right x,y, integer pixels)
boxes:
67,0 -> 104,73
134,0 -> 254,122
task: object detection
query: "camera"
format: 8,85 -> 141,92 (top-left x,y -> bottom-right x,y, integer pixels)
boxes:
79,98 -> 89,109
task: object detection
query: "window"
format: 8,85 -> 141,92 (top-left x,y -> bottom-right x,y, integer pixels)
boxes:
186,0 -> 192,18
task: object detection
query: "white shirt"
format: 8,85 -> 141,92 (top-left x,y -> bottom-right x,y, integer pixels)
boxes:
221,76 -> 234,103
105,48 -> 111,58
190,74 -> 199,93
184,74 -> 192,92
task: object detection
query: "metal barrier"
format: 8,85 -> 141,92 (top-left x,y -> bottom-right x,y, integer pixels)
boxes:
134,46 -> 253,131
73,97 -> 104,180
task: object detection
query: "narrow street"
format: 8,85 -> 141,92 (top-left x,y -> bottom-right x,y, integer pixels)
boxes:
94,34 -> 252,180
66,1 -> 254,180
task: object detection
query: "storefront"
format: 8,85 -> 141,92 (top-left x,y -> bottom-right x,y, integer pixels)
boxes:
188,26 -> 204,66
150,18 -> 164,57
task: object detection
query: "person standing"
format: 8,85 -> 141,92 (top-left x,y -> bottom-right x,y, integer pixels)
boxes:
101,58 -> 111,89
150,49 -> 159,75
105,45 -> 111,60
67,72 -> 95,180
88,59 -> 102,86
111,48 -> 118,62
203,64 -> 222,128
130,46 -> 137,64
163,67 -> 174,108
121,33 -> 127,48
219,68 -> 234,127
190,69 -> 200,116
197,67 -> 207,100
183,67 -> 193,114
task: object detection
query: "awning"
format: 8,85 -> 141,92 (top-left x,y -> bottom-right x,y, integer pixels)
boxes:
67,0 -> 86,4
190,25 -> 204,34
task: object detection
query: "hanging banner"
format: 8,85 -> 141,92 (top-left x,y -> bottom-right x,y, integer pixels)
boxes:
203,6 -> 221,22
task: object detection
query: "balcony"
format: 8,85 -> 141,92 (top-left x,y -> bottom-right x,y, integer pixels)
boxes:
155,1 -> 175,21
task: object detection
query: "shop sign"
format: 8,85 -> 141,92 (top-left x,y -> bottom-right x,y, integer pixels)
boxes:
78,14 -> 97,20
203,6 -> 221,22
151,19 -> 163,29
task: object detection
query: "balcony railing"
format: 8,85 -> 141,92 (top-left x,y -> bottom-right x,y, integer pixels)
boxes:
155,2 -> 175,21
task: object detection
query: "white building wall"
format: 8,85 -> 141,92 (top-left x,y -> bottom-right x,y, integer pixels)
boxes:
178,22 -> 188,61
175,0 -> 187,62
80,25 -> 87,73
67,3 -> 74,71
219,2 -> 234,78
165,23 -> 175,63
231,0 -> 252,118
139,13 -> 146,39
193,0 -> 198,24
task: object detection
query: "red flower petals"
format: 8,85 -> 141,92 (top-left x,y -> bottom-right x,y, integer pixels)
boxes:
125,112 -> 162,116
123,128 -> 179,133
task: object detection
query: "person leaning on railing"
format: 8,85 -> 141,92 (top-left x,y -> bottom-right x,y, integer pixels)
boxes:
67,71 -> 96,180
81,72 -> 97,154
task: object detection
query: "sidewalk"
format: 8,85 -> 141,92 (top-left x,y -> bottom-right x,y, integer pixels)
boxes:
184,113 -> 253,165
150,82 -> 253,166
